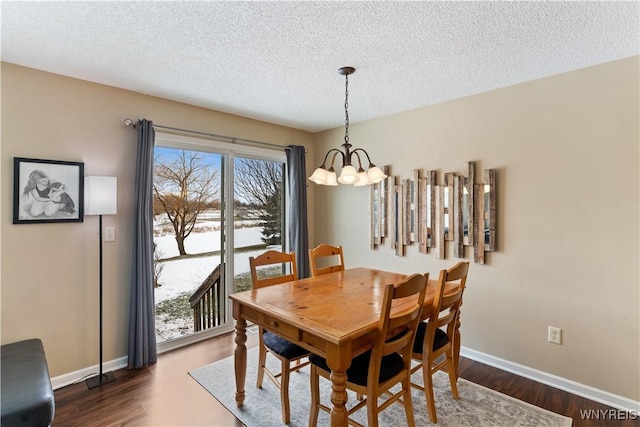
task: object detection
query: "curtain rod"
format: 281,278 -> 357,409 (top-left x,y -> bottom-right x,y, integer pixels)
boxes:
123,118 -> 299,152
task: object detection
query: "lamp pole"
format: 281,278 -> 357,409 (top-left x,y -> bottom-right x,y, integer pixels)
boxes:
85,176 -> 117,389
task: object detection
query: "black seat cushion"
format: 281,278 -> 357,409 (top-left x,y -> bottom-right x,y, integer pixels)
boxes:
412,321 -> 449,354
1,339 -> 55,427
263,331 -> 309,359
309,351 -> 404,387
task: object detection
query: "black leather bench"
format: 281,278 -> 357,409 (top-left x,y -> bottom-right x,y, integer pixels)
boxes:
1,339 -> 55,426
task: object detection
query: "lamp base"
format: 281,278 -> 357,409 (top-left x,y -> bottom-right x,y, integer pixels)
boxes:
85,371 -> 116,389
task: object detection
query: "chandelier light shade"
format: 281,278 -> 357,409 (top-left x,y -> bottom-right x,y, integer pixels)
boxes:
309,67 -> 387,186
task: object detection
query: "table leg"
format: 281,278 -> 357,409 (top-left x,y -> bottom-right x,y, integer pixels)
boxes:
329,369 -> 349,426
234,318 -> 247,407
326,344 -> 351,427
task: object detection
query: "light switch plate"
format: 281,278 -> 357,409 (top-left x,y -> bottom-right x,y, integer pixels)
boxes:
104,226 -> 116,242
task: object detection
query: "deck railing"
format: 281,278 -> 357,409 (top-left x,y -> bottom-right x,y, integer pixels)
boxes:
189,264 -> 225,332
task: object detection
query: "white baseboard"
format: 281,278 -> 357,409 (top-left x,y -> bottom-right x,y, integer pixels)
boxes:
460,346 -> 640,414
51,345 -> 639,415
51,356 -> 128,390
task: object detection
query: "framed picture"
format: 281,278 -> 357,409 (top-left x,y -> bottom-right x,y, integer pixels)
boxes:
13,157 -> 84,224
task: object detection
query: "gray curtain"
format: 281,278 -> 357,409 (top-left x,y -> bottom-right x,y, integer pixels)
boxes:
128,119 -> 157,369
286,146 -> 310,278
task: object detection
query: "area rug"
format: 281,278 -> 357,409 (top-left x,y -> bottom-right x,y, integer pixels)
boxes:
190,347 -> 572,427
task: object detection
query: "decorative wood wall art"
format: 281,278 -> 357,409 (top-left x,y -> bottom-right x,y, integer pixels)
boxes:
396,182 -> 405,256
463,162 -> 475,247
453,174 -> 464,258
409,170 -> 419,244
444,172 -> 454,242
370,182 -> 380,249
387,173 -> 397,250
371,162 -> 497,264
402,179 -> 411,246
369,166 -> 391,250
418,170 -> 436,254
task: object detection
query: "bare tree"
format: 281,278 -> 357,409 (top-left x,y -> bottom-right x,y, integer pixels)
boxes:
153,245 -> 165,288
234,158 -> 283,245
154,150 -> 219,256
234,158 -> 282,206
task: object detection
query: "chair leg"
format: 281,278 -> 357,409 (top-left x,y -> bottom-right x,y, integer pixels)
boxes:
402,376 -> 416,427
309,366 -> 320,427
256,342 -> 267,388
366,390 -> 379,427
423,363 -> 438,424
454,320 -> 461,380
446,352 -> 459,399
280,358 -> 291,423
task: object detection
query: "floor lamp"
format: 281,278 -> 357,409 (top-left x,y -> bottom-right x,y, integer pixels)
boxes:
84,176 -> 117,389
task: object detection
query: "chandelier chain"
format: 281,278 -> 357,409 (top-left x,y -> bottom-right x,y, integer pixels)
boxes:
344,73 -> 349,145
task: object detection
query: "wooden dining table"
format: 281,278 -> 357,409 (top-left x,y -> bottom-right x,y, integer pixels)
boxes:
229,267 -> 458,427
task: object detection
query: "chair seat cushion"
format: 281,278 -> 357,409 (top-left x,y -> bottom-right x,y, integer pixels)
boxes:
309,351 -> 404,387
263,331 -> 309,359
412,322 -> 449,354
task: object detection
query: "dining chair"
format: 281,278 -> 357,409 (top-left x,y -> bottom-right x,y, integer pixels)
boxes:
249,250 -> 311,424
410,261 -> 469,423
308,273 -> 428,427
448,261 -> 469,378
308,243 -> 345,277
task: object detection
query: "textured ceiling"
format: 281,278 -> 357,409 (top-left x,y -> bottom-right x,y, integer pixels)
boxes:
1,1 -> 638,133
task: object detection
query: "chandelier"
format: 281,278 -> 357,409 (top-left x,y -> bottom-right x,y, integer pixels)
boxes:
308,67 -> 387,186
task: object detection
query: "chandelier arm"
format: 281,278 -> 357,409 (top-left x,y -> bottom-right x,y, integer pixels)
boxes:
320,148 -> 345,167
352,148 -> 375,167
352,151 -> 364,170
328,151 -> 344,169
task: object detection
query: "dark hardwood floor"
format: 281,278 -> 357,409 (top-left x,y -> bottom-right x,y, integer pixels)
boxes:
53,332 -> 638,426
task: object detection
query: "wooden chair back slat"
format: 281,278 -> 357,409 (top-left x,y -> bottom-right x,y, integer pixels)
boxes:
308,244 -> 345,277
249,250 -> 297,289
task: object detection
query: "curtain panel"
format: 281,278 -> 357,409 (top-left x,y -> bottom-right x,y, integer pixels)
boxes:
286,145 -> 310,278
128,119 -> 157,369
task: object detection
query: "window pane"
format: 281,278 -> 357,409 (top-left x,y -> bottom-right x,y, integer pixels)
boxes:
153,147 -> 224,343
232,157 -> 285,293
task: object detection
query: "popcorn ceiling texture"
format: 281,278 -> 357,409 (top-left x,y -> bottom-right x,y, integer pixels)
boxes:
2,1 -> 638,133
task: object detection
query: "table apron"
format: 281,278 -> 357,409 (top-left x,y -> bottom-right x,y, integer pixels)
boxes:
233,303 -> 376,359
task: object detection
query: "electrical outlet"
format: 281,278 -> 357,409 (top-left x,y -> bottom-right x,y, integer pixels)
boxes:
548,326 -> 562,345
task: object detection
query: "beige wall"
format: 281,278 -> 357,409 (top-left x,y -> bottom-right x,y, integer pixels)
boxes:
0,63 -> 315,377
312,56 -> 639,401
1,57 -> 638,404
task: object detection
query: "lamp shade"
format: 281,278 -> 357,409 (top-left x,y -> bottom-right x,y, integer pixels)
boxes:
337,165 -> 359,185
309,167 -> 328,185
367,166 -> 387,184
353,170 -> 371,187
325,170 -> 338,186
85,176 -> 117,215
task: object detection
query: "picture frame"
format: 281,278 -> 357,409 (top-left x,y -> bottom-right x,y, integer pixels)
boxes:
13,157 -> 84,224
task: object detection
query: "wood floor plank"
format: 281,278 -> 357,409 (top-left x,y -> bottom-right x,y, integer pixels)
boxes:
52,332 -> 638,426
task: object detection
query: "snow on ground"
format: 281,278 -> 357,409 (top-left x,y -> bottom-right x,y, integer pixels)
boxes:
154,227 -> 266,303
155,223 -> 261,258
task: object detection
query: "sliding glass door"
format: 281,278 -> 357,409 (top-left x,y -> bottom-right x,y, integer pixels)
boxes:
153,133 -> 286,352
231,157 -> 285,295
